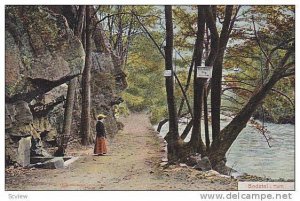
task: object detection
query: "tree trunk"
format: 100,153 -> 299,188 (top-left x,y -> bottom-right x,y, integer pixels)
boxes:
208,74 -> 280,167
115,5 -> 124,57
203,86 -> 210,151
61,6 -> 85,151
180,119 -> 193,140
208,47 -> 294,167
157,118 -> 169,132
80,5 -> 92,145
190,6 -> 206,153
164,5 -> 180,162
61,78 -> 77,150
75,6 -> 86,37
210,6 -> 233,141
177,50 -> 195,117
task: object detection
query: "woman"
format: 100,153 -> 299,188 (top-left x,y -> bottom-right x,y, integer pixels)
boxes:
94,114 -> 108,156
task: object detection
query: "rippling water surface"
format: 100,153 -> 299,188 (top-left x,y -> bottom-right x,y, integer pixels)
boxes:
156,119 -> 295,180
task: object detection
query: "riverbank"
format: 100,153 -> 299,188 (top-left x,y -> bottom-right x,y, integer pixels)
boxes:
156,115 -> 295,180
6,113 -> 240,190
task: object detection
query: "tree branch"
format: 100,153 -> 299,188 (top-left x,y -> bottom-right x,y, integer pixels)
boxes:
132,11 -> 165,58
251,16 -> 276,70
180,119 -> 193,140
222,86 -> 253,94
204,5 -> 219,66
270,88 -> 294,107
174,73 -> 193,119
228,6 -> 241,34
270,37 -> 295,56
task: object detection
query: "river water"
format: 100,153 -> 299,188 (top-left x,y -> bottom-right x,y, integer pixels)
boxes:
156,118 -> 295,180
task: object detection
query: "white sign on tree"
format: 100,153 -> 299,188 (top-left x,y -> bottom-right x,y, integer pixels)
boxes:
196,66 -> 212,78
164,70 -> 172,77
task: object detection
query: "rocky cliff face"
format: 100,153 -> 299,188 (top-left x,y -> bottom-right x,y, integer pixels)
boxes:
5,6 -> 85,102
5,6 -> 126,166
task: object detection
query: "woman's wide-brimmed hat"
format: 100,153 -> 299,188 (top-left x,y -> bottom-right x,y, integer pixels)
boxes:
97,114 -> 107,119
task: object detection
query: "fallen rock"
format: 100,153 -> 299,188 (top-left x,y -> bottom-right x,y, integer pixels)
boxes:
179,163 -> 188,168
204,170 -> 221,177
17,136 -> 31,167
160,162 -> 168,167
5,134 -> 19,165
64,157 -> 79,167
161,158 -> 168,162
14,101 -> 33,125
214,160 -> 233,175
5,104 -> 16,129
186,154 -> 201,166
30,156 -> 54,164
194,156 -> 212,171
41,157 -> 64,169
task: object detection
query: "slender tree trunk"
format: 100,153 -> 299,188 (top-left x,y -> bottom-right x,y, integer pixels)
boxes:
180,119 -> 193,140
203,86 -> 210,151
164,6 -> 180,162
61,6 -> 86,151
116,6 -> 124,57
81,13 -> 86,50
190,6 -> 206,153
177,50 -> 195,117
61,78 -> 77,149
75,6 -> 86,37
210,6 -> 233,141
81,5 -> 92,145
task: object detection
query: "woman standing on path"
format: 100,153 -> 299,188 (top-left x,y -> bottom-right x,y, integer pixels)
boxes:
94,114 -> 108,156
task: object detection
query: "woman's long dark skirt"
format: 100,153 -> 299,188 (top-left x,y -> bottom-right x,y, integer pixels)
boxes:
94,137 -> 107,155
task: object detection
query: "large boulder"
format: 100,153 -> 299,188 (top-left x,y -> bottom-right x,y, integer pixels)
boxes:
5,134 -> 19,165
214,160 -> 234,175
194,156 -> 212,171
5,101 -> 33,130
17,136 -> 32,167
186,154 -> 202,166
5,6 -> 85,102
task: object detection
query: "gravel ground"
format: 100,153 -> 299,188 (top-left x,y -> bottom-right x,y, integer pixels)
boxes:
5,113 -> 238,191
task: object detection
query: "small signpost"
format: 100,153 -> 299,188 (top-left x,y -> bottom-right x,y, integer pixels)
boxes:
164,70 -> 172,77
196,66 -> 213,78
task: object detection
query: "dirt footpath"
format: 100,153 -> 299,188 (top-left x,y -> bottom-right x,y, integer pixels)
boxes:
5,113 -> 237,190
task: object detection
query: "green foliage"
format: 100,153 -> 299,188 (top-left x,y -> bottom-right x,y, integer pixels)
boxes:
262,77 -> 295,123
114,102 -> 130,117
122,92 -> 145,111
122,31 -> 168,123
223,5 -> 295,123
149,106 -> 168,125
